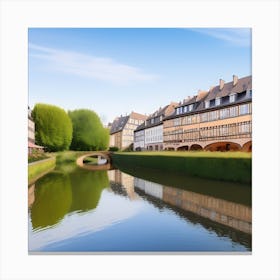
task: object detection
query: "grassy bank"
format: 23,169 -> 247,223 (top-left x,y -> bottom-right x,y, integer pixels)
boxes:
112,151 -> 252,184
28,157 -> 56,185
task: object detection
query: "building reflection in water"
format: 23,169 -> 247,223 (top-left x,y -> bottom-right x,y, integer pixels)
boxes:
107,169 -> 251,235
28,184 -> 35,208
108,169 -> 139,200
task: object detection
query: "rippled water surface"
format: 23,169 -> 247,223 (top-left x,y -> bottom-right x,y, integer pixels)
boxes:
28,163 -> 251,252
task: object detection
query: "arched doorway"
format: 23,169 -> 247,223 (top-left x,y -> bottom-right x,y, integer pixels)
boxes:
190,144 -> 203,151
242,141 -> 252,152
205,142 -> 241,151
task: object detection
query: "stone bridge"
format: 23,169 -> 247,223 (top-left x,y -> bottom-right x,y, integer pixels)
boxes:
76,151 -> 113,171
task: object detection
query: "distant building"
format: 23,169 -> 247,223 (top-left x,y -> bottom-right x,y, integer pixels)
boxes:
134,103 -> 177,151
109,112 -> 147,150
28,106 -> 44,155
28,107 -> 35,145
163,75 -> 252,151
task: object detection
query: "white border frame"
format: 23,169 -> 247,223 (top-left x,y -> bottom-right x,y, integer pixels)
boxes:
1,1 -> 279,279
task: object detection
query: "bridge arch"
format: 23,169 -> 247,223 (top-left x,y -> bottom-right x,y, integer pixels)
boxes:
242,141 -> 252,152
177,145 -> 189,151
76,152 -> 112,170
205,141 -> 241,152
190,144 -> 203,151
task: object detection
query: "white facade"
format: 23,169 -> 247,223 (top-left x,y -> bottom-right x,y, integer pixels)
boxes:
145,124 -> 163,150
28,118 -> 35,143
134,129 -> 145,151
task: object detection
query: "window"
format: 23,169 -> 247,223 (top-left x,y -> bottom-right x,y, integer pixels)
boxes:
220,108 -> 229,119
176,108 -> 179,115
240,122 -> 250,133
229,93 -> 236,103
208,111 -> 218,121
215,97 -> 221,106
189,104 -> 194,111
186,116 -> 192,124
220,125 -> 228,136
239,104 -> 249,115
229,106 -> 238,117
205,101 -> 210,108
191,115 -> 197,123
174,118 -> 180,126
200,112 -> 208,122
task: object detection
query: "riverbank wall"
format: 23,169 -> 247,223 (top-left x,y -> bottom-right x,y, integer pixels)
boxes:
111,152 -> 251,184
28,157 -> 56,185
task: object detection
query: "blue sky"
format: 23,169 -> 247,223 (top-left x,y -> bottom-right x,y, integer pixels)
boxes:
28,28 -> 251,124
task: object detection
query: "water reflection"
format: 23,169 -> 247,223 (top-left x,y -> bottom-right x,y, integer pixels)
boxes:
30,172 -> 72,230
29,167 -> 109,231
135,178 -> 251,234
70,169 -> 109,213
29,163 -> 251,252
108,169 -> 139,200
107,169 -> 251,249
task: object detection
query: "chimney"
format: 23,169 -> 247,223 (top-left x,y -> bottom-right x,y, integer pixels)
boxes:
196,90 -> 208,101
233,75 -> 238,86
219,79 -> 225,90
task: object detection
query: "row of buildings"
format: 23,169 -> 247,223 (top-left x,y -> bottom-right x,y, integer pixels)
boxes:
109,75 -> 252,152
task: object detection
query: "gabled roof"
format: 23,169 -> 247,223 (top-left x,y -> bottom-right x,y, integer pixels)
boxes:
164,75 -> 252,121
110,111 -> 147,134
135,102 -> 177,131
205,75 -> 252,101
130,111 -> 147,121
176,96 -> 197,107
146,105 -> 169,121
110,115 -> 129,134
134,122 -> 146,132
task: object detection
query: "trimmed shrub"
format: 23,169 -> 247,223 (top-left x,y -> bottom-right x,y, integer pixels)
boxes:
69,109 -> 109,151
111,153 -> 251,184
32,104 -> 73,152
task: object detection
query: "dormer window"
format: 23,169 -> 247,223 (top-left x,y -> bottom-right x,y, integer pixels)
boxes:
229,93 -> 236,103
215,97 -> 221,106
189,104 -> 193,111
184,106 -> 188,113
246,89 -> 252,98
205,100 -> 210,109
176,108 -> 179,115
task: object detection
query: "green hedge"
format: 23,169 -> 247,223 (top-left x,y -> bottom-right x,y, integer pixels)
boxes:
28,157 -> 56,184
111,153 -> 251,184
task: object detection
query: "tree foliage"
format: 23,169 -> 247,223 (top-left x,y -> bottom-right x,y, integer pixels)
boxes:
68,109 -> 109,151
32,103 -> 73,152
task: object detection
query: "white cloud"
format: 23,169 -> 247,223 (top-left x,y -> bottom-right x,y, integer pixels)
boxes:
191,28 -> 251,47
29,43 -> 159,84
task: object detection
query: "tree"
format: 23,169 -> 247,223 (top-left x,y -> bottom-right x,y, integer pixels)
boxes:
68,109 -> 109,151
32,103 -> 73,152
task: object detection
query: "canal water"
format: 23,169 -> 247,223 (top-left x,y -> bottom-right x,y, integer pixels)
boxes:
28,161 -> 251,253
